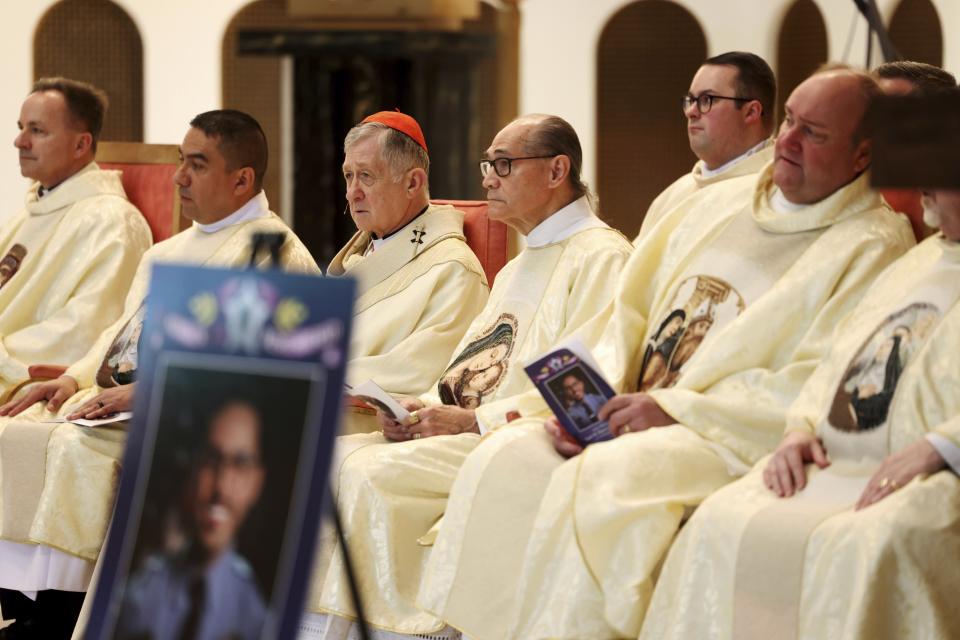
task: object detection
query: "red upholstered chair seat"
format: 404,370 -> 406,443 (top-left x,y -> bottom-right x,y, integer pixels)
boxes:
432,199 -> 509,285
96,142 -> 184,243
881,188 -> 929,243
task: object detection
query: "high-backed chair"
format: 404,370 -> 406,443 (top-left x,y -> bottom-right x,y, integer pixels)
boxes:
432,199 -> 509,285
96,141 -> 185,242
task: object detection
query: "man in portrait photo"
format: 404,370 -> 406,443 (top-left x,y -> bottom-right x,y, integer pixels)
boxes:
558,371 -> 605,430
116,399 -> 268,640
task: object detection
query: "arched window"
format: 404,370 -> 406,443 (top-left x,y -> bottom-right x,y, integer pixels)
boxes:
34,0 -> 143,142
888,0 -> 942,66
776,0 -> 828,123
597,0 -> 706,238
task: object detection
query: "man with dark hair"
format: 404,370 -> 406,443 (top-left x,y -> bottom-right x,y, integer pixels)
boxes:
30,77 -> 109,151
327,111 -> 488,434
872,60 -> 957,240
0,77 -> 152,402
874,59 -> 956,96
116,400 -> 267,640
300,113 -> 631,638
0,109 -> 317,639
638,51 -> 777,235
189,109 -> 269,193
561,373 -> 605,429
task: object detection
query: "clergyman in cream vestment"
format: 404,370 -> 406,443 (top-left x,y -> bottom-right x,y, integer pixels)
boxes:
640,233 -> 960,640
327,202 -> 488,403
0,191 -> 318,594
306,195 -> 631,636
416,163 -> 915,640
0,162 -> 151,399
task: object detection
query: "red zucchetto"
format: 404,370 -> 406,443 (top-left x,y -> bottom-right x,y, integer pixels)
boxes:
361,110 -> 428,154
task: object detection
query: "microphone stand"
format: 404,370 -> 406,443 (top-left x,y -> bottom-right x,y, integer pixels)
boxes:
850,0 -> 901,66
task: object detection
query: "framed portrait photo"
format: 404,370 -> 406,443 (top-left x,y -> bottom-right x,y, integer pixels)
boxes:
85,264 -> 354,640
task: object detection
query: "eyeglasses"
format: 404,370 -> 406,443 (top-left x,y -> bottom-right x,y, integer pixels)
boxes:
479,155 -> 555,178
682,93 -> 755,115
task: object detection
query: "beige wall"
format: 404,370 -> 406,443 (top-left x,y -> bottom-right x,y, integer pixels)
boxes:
1,0 -> 957,221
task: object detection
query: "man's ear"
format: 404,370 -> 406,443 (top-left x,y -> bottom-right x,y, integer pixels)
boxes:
547,155 -> 571,189
852,138 -> 872,174
742,100 -> 762,126
74,132 -> 93,159
233,167 -> 256,196
406,167 -> 427,196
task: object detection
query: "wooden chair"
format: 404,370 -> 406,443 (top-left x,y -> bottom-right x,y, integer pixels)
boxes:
432,199 -> 509,285
96,141 -> 185,242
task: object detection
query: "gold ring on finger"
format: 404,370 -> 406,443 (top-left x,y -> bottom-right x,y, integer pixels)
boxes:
408,410 -> 421,424
412,432 -> 421,440
622,423 -> 633,435
879,477 -> 890,490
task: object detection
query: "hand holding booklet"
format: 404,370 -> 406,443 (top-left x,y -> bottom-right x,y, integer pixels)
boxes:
524,337 -> 616,446
346,380 -> 412,422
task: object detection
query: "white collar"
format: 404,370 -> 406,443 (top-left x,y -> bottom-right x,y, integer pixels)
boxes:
525,196 -> 607,248
770,187 -> 808,213
196,191 -> 271,233
699,139 -> 770,179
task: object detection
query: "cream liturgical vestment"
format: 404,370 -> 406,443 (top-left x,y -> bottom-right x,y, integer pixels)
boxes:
328,204 -> 488,434
0,193 -> 318,591
416,167 -> 915,640
307,197 -> 632,635
640,234 -> 960,640
636,139 -> 772,239
0,162 -> 151,398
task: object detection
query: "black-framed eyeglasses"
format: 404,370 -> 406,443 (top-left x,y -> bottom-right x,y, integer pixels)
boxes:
682,93 -> 756,115
479,155 -> 555,178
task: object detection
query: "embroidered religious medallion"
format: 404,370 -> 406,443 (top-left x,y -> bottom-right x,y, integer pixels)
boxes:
438,313 -> 518,409
827,302 -> 940,432
0,244 -> 27,289
97,304 -> 147,387
638,275 -> 745,392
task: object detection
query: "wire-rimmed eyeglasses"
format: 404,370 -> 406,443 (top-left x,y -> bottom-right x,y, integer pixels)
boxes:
479,155 -> 555,178
682,93 -> 755,115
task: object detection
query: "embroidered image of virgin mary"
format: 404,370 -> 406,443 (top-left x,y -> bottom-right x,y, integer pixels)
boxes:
438,313 -> 518,409
0,244 -> 27,289
96,304 -> 147,388
827,302 -> 940,432
638,275 -> 744,392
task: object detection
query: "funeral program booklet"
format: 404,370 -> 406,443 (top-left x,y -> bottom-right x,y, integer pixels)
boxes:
346,379 -> 412,422
524,337 -> 615,446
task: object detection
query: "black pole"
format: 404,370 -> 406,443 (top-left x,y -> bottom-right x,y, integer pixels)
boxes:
851,0 -> 901,63
328,490 -> 372,640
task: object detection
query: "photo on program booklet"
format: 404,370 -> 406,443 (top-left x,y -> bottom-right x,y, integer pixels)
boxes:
525,339 -> 616,446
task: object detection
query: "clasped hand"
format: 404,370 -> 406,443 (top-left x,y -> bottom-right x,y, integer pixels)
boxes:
377,398 -> 479,442
764,430 -> 945,509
